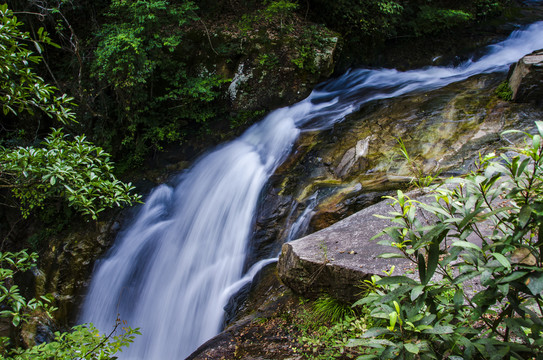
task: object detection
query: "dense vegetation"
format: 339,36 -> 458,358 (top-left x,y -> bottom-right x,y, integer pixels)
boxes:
296,124 -> 543,359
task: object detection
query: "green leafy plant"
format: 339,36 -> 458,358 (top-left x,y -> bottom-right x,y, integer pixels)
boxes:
395,137 -> 441,191
91,0 -> 229,164
262,0 -> 298,34
295,297 -> 373,359
313,294 -> 356,323
0,5 -> 140,219
0,4 -> 75,125
496,80 -> 513,101
0,250 -> 139,359
1,129 -> 141,219
347,122 -> 543,359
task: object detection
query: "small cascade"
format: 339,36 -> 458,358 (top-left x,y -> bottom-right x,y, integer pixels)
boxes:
80,21 -> 543,359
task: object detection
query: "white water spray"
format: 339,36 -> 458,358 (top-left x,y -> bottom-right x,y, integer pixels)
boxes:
80,21 -> 543,359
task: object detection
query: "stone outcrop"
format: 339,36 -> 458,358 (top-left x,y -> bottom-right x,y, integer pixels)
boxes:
277,185 -> 493,302
277,194 -> 411,303
509,49 -> 543,103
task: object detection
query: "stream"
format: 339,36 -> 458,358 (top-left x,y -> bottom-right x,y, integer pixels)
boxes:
79,21 -> 543,359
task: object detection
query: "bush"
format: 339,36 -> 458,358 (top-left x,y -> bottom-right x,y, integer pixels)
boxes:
0,250 -> 139,359
348,122 -> 543,359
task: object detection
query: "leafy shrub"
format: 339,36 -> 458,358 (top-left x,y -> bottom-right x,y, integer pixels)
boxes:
91,0 -> 229,165
1,129 -> 141,219
0,250 -> 139,359
295,298 -> 373,359
348,122 -> 543,359
412,6 -> 473,36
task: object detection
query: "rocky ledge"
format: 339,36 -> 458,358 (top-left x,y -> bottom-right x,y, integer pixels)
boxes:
509,48 -> 543,104
277,195 -> 410,303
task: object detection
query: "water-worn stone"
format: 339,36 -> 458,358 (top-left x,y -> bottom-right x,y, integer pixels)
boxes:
509,49 -> 543,104
275,73 -> 543,233
277,194 -> 410,303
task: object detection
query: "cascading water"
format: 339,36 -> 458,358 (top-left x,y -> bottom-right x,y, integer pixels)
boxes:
80,21 -> 543,359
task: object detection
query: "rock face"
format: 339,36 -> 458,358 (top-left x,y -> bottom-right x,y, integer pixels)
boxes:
509,49 -> 543,103
277,195 -> 410,303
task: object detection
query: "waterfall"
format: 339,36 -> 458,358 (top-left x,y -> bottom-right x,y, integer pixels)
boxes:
80,21 -> 543,359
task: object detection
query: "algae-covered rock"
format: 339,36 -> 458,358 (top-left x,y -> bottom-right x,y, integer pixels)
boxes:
274,73 -> 542,232
34,212 -> 125,326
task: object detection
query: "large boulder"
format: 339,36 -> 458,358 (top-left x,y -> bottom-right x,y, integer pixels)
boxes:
277,186 -> 491,303
277,194 -> 411,303
509,49 -> 543,104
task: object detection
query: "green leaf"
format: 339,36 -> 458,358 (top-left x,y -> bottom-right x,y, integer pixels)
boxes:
423,324 -> 454,334
453,270 -> 482,285
518,205 -> 533,228
404,342 -> 419,354
411,285 -> 425,301
378,253 -> 405,259
491,252 -> 511,270
527,272 -> 543,295
497,271 -> 528,284
362,327 -> 392,338
418,252 -> 426,285
424,230 -> 444,284
451,241 -> 482,252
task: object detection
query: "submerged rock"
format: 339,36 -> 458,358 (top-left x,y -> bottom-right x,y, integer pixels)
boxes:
509,49 -> 543,104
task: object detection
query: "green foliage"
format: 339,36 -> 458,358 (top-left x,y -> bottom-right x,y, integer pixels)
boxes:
294,297 -> 373,359
307,0 -> 405,40
412,6 -> 473,36
0,250 -> 139,359
348,122 -> 543,359
238,0 -> 299,39
1,129 -> 141,219
313,295 -> 356,323
496,80 -> 513,101
0,251 -> 54,329
474,0 -> 505,19
306,0 -> 509,52
262,0 -> 298,34
0,4 -> 141,219
91,0 -> 229,164
0,4 -> 75,124
291,25 -> 336,74
10,322 -> 140,360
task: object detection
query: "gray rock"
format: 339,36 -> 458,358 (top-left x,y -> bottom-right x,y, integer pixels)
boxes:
509,49 -> 543,103
277,187 -> 489,303
277,193 -> 412,303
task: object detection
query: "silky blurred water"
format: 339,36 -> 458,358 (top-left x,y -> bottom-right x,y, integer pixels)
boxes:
80,21 -> 543,359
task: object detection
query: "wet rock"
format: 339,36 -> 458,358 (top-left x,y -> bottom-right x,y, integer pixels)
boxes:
275,73 -> 543,235
509,49 -> 543,104
187,265 -> 302,360
34,210 -> 126,326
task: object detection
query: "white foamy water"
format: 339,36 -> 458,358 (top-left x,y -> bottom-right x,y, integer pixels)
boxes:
80,21 -> 543,359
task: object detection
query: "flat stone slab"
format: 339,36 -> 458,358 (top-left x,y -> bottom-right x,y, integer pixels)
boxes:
278,193 -> 412,302
277,187 -> 493,302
